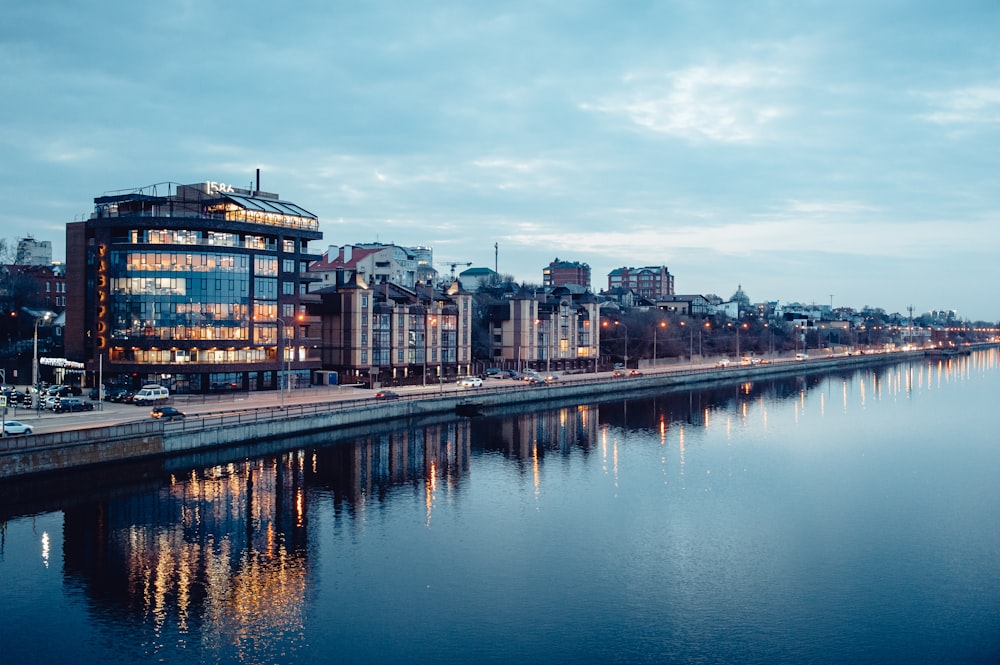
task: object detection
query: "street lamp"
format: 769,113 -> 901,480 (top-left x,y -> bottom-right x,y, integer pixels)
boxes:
653,321 -> 666,368
424,315 -> 437,387
276,317 -> 288,409
602,320 -> 628,368
32,311 -> 52,409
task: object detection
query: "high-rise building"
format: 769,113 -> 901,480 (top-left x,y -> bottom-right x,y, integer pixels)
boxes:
65,180 -> 323,393
15,236 -> 53,266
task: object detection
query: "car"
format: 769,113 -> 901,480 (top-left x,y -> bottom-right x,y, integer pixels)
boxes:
105,388 -> 128,402
41,395 -> 61,410
612,369 -> 625,377
374,390 -> 400,400
55,397 -> 94,413
795,353 -> 809,361
715,359 -> 731,368
525,376 -> 546,385
1,421 -> 33,436
485,368 -> 505,379
628,369 -> 643,377
544,374 -> 559,383
133,384 -> 170,405
457,377 -> 483,388
150,406 -> 185,420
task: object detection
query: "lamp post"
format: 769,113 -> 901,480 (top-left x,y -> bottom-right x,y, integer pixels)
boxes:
32,312 -> 52,410
653,321 -> 666,368
276,317 -> 287,409
424,315 -> 437,388
603,320 -> 628,368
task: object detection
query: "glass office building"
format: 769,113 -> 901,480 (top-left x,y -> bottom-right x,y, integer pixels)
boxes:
66,181 -> 323,393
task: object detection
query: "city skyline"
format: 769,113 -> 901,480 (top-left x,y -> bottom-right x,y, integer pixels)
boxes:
2,1 -> 998,320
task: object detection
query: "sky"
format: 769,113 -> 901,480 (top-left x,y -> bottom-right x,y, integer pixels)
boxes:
2,1 -> 999,321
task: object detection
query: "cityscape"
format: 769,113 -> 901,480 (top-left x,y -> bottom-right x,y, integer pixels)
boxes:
1,181 -> 997,396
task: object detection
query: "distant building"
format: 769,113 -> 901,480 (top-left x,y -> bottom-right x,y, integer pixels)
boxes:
309,243 -> 427,291
15,236 -> 53,266
655,294 -> 713,318
2,264 -> 67,312
543,258 -> 591,290
458,266 -> 498,292
607,266 -> 674,299
65,180 -> 323,393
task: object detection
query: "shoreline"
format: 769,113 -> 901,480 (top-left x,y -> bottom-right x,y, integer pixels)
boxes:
0,348 -> 985,483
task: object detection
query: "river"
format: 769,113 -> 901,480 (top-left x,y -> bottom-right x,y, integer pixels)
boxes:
1,350 -> 998,664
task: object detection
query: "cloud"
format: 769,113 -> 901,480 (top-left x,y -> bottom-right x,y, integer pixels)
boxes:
920,83 -> 1000,126
583,62 -> 793,143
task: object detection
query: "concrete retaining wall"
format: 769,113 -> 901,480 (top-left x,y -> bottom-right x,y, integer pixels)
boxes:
0,351 -> 922,479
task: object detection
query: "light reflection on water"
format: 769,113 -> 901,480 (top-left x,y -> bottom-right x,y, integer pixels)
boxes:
1,350 -> 999,664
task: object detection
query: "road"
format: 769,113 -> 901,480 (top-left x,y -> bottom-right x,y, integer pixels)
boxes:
2,354 -> 832,437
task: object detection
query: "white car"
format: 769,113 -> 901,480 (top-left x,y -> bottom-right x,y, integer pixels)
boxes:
2,421 -> 33,436
457,377 -> 483,388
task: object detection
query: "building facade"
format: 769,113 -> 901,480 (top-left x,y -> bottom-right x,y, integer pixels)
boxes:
607,266 -> 675,299
543,258 -> 591,290
15,236 -> 53,266
309,243 -> 426,291
487,287 -> 600,372
65,180 -> 323,393
314,274 -> 473,386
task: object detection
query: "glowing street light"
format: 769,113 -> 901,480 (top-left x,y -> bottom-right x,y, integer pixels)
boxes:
32,311 -> 52,409
653,320 -> 666,367
602,320 -> 628,369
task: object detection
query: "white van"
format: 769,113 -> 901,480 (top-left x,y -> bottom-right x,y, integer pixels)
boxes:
795,353 -> 809,361
133,384 -> 170,404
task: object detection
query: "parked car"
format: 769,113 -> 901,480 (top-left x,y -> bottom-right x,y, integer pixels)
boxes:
150,406 -> 185,420
374,390 -> 400,400
457,376 -> 483,388
55,397 -> 94,413
1,421 -> 33,436
41,395 -> 61,410
133,384 -> 170,405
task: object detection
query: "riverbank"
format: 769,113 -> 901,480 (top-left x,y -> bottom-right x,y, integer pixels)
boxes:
0,349 -> 965,480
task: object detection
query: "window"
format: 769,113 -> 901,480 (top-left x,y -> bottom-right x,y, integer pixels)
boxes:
282,281 -> 296,295
283,259 -> 296,273
283,239 -> 295,253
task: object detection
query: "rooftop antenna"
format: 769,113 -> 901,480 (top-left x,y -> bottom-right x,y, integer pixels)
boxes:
255,168 -> 260,194
494,242 -> 498,273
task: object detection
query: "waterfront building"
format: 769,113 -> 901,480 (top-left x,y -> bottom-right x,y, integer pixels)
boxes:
313,272 -> 474,386
65,180 -> 323,393
487,285 -> 599,372
607,265 -> 675,299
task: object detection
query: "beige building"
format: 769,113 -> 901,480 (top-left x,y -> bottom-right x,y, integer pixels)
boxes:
488,286 -> 600,372
316,274 -> 473,386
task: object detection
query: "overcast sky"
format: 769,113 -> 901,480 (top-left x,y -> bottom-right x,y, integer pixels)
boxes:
2,1 -> 999,320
